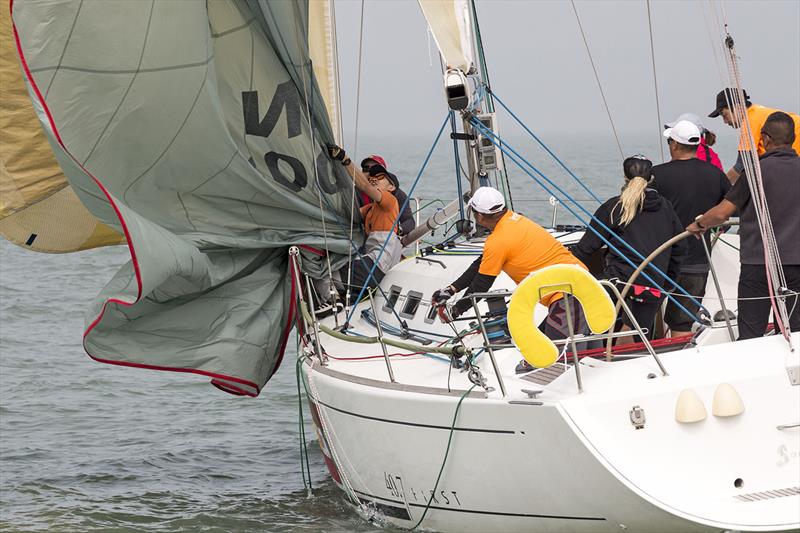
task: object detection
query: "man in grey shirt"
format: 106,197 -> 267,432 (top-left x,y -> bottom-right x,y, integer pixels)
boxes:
688,111 -> 800,339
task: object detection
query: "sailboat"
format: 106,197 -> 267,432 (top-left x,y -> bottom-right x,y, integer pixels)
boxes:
3,1 -> 798,532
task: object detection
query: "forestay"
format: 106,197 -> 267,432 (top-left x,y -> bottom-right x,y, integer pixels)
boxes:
8,0 -> 360,396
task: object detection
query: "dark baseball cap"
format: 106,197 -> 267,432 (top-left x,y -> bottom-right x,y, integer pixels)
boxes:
368,164 -> 399,189
708,88 -> 750,118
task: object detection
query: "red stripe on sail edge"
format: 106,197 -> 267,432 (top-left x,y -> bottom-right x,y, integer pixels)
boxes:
10,0 -> 142,300
10,0 -> 301,397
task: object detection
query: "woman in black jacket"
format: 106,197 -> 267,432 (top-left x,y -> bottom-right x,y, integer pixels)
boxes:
573,156 -> 686,343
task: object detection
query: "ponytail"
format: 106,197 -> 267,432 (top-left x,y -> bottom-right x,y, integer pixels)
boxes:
615,155 -> 654,227
613,176 -> 650,226
704,130 -> 717,146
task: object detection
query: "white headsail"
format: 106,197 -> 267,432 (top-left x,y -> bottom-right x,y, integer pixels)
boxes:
418,0 -> 474,73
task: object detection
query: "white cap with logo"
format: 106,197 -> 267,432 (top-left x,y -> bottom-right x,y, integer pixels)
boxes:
468,186 -> 506,214
663,120 -> 702,146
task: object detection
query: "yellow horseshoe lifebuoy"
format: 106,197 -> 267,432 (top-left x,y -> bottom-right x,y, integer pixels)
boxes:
507,264 -> 615,368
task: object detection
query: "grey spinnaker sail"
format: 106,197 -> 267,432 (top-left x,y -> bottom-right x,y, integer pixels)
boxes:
9,0 -> 359,396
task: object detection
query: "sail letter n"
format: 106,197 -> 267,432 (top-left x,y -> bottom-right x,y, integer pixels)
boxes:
242,81 -> 302,139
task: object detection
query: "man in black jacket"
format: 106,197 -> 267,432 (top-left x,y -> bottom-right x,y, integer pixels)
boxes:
653,120 -> 730,337
688,111 -> 800,339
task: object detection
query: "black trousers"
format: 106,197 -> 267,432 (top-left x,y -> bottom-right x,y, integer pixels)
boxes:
738,264 -> 800,340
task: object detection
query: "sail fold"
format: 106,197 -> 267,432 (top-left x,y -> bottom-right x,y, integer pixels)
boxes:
9,0 -> 359,395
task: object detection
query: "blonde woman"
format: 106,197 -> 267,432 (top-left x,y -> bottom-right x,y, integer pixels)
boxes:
573,156 -> 687,343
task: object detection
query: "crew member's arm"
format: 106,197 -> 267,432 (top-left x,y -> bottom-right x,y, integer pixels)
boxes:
328,145 -> 382,202
686,199 -> 738,236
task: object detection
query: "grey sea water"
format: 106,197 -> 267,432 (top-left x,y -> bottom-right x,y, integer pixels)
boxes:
0,131 -> 738,532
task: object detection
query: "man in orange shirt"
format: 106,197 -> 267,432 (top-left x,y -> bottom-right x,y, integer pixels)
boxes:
328,144 -> 402,292
433,187 -> 589,370
708,88 -> 800,182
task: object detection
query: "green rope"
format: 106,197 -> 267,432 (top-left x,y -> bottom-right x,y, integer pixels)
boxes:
296,356 -> 313,493
407,384 -> 476,530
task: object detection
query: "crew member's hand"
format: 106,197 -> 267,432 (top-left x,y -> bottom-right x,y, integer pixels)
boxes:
431,286 -> 454,306
686,221 -> 706,238
327,144 -> 346,162
437,302 -> 455,324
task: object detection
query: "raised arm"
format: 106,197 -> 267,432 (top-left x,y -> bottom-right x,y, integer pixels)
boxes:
327,144 -> 382,202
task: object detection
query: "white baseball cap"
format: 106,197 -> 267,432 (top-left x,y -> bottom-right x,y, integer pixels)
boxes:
663,120 -> 702,146
468,186 -> 506,214
665,112 -> 706,133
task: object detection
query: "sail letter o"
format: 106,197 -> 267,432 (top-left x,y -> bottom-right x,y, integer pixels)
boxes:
507,264 -> 616,368
316,152 -> 353,194
264,152 -> 307,193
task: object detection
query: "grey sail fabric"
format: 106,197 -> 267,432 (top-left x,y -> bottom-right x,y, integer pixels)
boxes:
10,0 -> 360,396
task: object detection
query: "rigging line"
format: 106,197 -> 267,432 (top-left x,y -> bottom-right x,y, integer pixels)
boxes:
345,0 -> 367,315
645,0 -> 665,163
471,117 -> 706,323
293,17 -> 336,302
488,90 -> 602,204
569,0 -> 624,161
346,113 -> 451,325
724,50 -> 791,340
700,2 -> 727,86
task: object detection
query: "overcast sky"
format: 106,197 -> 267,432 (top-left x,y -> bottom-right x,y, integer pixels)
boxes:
332,0 -> 800,143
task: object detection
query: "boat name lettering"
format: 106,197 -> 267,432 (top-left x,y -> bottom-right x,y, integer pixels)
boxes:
384,472 -> 461,507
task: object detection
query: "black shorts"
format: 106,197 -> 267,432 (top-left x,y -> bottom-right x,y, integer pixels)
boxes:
664,272 -> 708,331
610,283 -> 663,341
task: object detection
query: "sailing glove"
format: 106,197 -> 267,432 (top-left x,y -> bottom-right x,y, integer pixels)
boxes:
431,287 -> 454,306
327,144 -> 346,162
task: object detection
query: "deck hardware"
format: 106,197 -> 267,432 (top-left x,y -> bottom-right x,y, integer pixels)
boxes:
414,256 -> 447,269
646,373 -> 656,379
468,366 -> 490,390
712,383 -> 745,417
777,423 -> 800,430
629,405 -> 646,429
734,478 -> 744,489
675,389 -> 707,423
509,400 -> 543,406
521,389 -> 543,399
368,289 -> 396,383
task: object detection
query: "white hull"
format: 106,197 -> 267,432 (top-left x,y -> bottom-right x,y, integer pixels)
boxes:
299,234 -> 800,532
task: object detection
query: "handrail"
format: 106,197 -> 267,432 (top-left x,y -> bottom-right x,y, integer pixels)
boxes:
606,223 -> 739,359
300,302 -> 467,357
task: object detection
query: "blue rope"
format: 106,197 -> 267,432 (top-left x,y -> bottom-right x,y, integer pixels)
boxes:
488,89 -> 602,204
470,117 -> 706,323
346,113 -> 451,325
